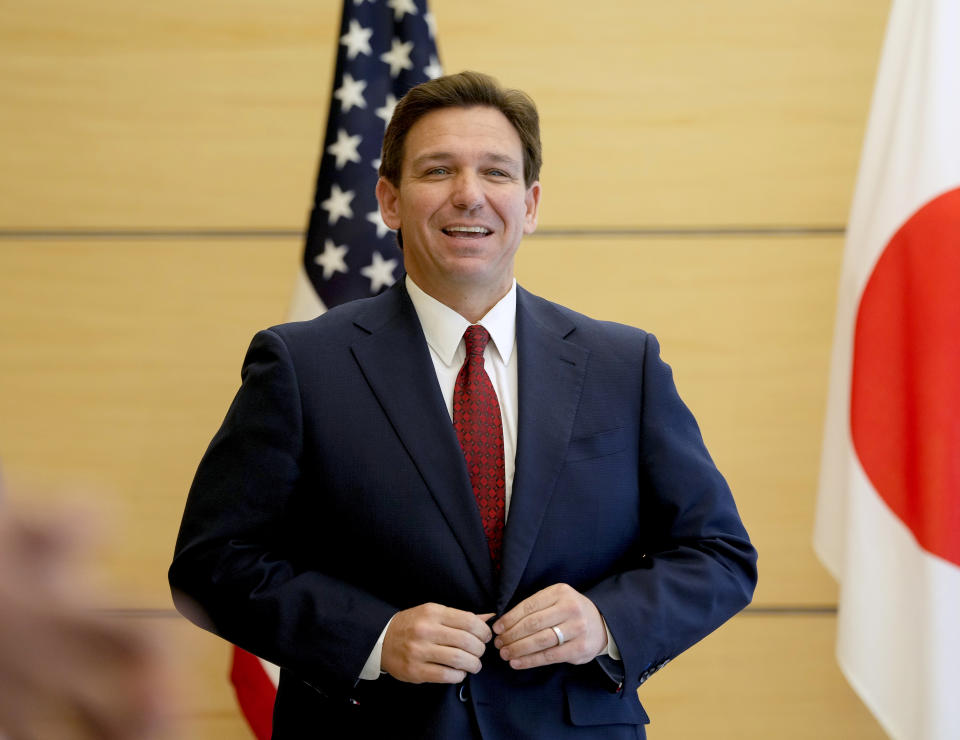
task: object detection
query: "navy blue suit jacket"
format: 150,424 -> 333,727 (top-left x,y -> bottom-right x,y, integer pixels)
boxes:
170,281 -> 757,739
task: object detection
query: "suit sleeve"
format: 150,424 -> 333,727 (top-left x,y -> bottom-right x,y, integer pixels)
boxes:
584,332 -> 758,696
168,329 -> 397,695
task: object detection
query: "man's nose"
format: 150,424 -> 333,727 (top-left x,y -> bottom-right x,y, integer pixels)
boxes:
450,172 -> 484,210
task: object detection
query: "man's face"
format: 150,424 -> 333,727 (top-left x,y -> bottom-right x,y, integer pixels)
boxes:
376,106 -> 541,307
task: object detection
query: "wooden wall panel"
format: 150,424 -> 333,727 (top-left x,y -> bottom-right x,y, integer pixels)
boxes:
1,0 -> 886,229
440,0 -> 887,228
636,613 -> 886,739
141,613 -> 248,740
0,239 -> 301,606
0,0 -> 336,230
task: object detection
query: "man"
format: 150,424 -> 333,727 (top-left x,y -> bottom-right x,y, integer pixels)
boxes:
170,71 -> 757,738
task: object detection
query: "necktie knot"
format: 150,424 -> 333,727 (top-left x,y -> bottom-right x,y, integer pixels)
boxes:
463,325 -> 490,359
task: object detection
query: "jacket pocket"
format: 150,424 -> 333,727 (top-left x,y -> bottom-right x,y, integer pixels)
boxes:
565,679 -> 650,727
565,427 -> 628,462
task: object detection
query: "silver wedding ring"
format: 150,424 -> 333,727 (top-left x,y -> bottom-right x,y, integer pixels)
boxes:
552,625 -> 565,646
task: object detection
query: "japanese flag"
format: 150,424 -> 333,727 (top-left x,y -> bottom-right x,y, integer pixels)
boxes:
814,1 -> 960,738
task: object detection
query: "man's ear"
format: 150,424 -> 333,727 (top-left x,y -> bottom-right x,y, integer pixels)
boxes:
523,181 -> 541,235
375,177 -> 402,230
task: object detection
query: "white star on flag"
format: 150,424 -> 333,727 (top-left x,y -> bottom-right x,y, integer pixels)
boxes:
375,94 -> 399,126
334,73 -> 367,112
424,12 -> 437,38
339,19 -> 373,60
387,0 -> 418,21
424,55 -> 442,80
321,183 -> 355,225
360,251 -> 398,292
326,129 -> 363,169
314,239 -> 350,279
366,209 -> 392,238
380,39 -> 414,78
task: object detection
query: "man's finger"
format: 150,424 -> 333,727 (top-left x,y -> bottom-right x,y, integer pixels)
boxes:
505,644 -> 568,671
433,607 -> 494,644
433,624 -> 489,659
495,610 -> 564,649
497,624 -> 567,660
430,644 -> 484,675
493,589 -> 555,636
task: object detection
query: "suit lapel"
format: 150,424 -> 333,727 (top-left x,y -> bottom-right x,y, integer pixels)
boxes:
350,283 -> 497,600
498,288 -> 589,612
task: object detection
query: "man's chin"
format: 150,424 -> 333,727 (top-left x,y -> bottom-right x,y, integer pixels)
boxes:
441,262 -> 513,289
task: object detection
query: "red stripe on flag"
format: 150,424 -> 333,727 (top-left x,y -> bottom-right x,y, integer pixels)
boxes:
230,646 -> 277,740
850,186 -> 960,567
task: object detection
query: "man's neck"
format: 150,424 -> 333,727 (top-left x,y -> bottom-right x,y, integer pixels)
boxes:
407,277 -> 513,324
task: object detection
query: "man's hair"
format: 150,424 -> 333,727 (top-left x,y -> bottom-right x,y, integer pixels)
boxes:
379,71 -> 542,188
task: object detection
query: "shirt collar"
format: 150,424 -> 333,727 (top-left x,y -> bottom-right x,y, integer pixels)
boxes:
405,275 -> 517,367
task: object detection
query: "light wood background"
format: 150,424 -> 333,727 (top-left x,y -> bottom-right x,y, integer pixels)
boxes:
0,0 -> 891,737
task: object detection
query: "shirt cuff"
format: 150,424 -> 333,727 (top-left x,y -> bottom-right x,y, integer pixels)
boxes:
359,617 -> 394,681
600,617 -> 622,661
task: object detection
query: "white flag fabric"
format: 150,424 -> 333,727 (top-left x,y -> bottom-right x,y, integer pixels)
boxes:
814,0 -> 960,738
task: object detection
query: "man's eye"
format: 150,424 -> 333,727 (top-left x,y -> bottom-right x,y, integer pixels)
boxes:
426,167 -> 449,175
488,169 -> 508,177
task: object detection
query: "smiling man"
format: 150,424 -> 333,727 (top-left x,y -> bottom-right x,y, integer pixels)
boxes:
170,71 -> 757,739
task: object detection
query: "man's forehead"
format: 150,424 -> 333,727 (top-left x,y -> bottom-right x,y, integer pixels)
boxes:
401,106 -> 522,164
410,150 -> 520,166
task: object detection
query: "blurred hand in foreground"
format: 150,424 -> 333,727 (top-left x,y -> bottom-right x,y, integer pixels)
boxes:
0,510 -> 171,740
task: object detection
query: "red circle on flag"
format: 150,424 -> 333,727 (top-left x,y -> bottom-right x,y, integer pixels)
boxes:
850,186 -> 960,567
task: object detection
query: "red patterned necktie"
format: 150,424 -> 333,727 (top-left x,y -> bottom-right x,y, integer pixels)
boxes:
453,325 -> 506,569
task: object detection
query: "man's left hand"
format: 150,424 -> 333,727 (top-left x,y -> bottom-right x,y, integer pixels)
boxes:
492,583 -> 608,669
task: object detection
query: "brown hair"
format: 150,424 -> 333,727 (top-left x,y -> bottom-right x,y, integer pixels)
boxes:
379,71 -> 542,188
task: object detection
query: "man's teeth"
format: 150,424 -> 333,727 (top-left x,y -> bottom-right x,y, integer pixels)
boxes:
445,226 -> 489,234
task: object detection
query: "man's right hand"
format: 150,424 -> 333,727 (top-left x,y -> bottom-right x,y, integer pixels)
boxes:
381,604 -> 493,684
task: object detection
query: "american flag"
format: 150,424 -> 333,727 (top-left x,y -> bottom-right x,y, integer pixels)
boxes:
292,0 -> 441,318
232,2 -> 440,736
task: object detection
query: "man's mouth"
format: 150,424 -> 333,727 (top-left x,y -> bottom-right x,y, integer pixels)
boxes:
442,225 -> 492,238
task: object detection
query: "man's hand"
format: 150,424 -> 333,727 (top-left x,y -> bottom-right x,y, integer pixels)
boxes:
381,603 -> 494,684
0,511 -> 170,740
492,583 -> 608,669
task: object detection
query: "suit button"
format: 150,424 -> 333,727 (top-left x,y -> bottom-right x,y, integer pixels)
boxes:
459,683 -> 469,702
